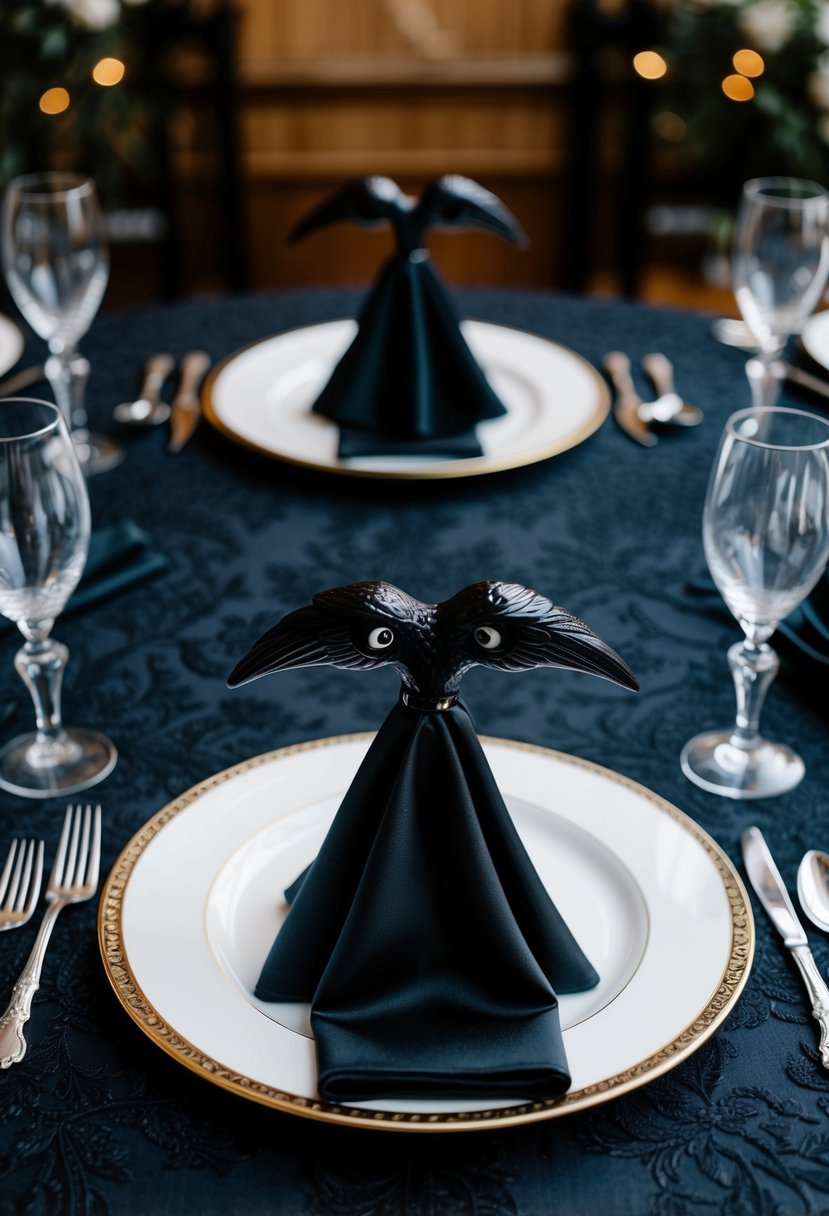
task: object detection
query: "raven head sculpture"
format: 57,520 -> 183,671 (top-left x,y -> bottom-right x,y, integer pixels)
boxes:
228,580 -> 638,704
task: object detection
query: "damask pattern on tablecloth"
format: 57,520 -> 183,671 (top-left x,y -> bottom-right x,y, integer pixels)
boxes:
1,289 -> 829,1216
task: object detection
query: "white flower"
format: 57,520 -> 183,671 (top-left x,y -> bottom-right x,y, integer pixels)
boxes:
737,0 -> 797,52
64,0 -> 121,29
809,51 -> 829,108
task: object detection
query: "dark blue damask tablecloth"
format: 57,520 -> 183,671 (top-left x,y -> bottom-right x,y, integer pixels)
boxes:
1,288 -> 828,1216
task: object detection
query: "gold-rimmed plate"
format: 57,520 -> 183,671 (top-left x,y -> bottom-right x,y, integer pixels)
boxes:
0,314 -> 24,379
98,734 -> 753,1132
201,320 -> 609,479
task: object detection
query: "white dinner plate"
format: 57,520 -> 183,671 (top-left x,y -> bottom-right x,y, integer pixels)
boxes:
801,311 -> 829,372
202,320 -> 609,479
99,735 -> 753,1132
0,314 -> 24,378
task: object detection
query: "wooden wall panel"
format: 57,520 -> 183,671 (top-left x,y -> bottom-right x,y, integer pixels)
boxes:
234,179 -> 562,290
237,0 -> 569,61
169,0 -> 578,295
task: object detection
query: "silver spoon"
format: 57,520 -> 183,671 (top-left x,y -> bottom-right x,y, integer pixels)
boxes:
113,353 -> 174,426
797,850 -> 829,933
639,353 -> 704,427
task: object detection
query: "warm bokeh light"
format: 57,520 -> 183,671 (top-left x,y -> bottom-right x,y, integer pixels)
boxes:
92,57 -> 125,87
652,111 -> 687,142
39,87 -> 70,115
633,50 -> 668,80
722,74 -> 755,101
733,49 -> 765,77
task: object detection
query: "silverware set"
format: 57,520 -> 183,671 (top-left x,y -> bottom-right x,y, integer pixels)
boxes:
604,350 -> 703,446
0,351 -> 210,455
114,350 -> 210,453
742,827 -> 829,1069
0,804 -> 101,1069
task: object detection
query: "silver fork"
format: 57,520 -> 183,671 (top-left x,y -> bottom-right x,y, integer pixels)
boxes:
0,804 -> 101,1069
0,838 -> 44,931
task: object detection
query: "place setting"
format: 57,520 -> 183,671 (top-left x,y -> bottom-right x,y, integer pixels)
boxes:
98,578 -> 751,1130
4,168 -> 829,1137
202,175 -> 611,479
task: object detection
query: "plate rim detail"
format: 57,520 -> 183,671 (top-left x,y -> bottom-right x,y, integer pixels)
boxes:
200,318 -> 610,481
97,733 -> 754,1133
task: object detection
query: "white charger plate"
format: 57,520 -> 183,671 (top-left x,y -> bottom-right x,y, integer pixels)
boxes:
98,735 -> 753,1132
0,314 -> 24,378
801,311 -> 829,372
201,320 -> 609,479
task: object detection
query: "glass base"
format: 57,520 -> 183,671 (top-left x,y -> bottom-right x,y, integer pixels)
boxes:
680,729 -> 804,800
74,431 -> 123,476
0,728 -> 117,799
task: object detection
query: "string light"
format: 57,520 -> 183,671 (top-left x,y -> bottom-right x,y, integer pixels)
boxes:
733,49 -> 764,78
653,111 -> 687,142
722,74 -> 755,101
92,57 -> 125,87
633,51 -> 668,80
39,87 -> 70,115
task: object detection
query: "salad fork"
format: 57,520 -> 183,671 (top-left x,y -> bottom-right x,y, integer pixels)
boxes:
0,804 -> 101,1068
0,838 -> 43,932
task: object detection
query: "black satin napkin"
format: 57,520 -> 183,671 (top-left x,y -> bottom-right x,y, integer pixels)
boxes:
256,697 -> 598,1102
1,521 -> 167,634
312,253 -> 507,459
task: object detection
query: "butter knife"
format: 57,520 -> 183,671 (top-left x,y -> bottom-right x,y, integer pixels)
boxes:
781,362 -> 829,403
742,826 -> 829,1068
603,351 -> 656,447
0,364 -> 46,398
168,350 -> 210,454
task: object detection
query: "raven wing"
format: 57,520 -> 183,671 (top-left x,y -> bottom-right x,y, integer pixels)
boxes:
415,176 -> 529,247
288,177 -> 412,244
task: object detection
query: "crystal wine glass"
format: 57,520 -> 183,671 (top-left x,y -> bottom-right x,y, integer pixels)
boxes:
1,173 -> 122,475
681,405 -> 829,799
0,398 -> 117,798
732,176 -> 829,410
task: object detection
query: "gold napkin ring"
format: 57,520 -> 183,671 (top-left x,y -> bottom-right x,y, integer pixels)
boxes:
401,689 -> 458,713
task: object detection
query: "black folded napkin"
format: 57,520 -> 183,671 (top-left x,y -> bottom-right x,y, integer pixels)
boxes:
260,697 -> 595,1100
289,176 -> 528,459
1,521 -> 167,634
314,253 -> 508,459
229,580 -> 638,1103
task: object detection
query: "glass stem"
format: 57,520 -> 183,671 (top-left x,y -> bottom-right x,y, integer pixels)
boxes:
745,355 -> 783,411
14,637 -> 68,747
44,350 -> 90,434
727,638 -> 779,751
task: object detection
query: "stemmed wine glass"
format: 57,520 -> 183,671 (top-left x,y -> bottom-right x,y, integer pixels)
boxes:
1,173 -> 122,475
681,405 -> 829,799
0,398 -> 117,798
732,177 -> 829,410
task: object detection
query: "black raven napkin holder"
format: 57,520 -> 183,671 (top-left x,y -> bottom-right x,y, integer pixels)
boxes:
289,176 -> 529,458
228,580 -> 638,1103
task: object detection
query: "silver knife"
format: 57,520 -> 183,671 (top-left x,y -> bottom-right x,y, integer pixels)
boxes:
168,350 -> 211,454
781,362 -> 829,403
603,351 -> 657,447
0,364 -> 45,398
742,826 -> 829,1068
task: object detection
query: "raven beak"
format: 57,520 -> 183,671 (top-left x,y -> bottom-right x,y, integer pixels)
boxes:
538,611 -> 639,692
227,606 -> 323,687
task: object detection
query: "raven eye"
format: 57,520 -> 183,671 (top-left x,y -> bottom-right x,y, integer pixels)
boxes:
475,626 -> 502,650
367,626 -> 395,650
